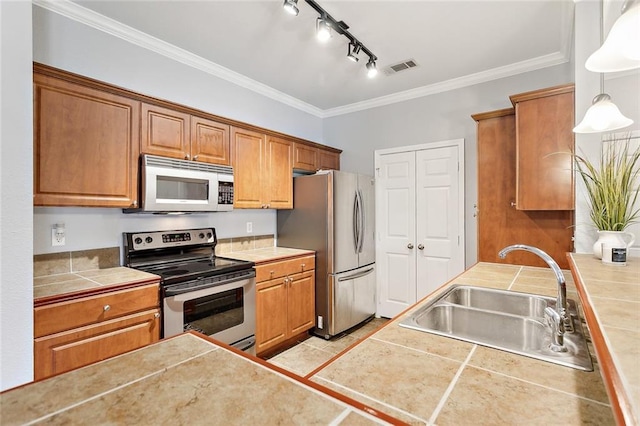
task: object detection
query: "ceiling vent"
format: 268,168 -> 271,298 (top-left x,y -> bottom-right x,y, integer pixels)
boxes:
382,59 -> 418,76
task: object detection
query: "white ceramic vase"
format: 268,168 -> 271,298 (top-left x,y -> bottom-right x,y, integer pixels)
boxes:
592,230 -> 636,259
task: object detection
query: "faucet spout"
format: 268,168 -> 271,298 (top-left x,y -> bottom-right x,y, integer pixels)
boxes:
498,244 -> 573,337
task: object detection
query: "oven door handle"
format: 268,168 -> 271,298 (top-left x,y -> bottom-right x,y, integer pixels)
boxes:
163,271 -> 256,297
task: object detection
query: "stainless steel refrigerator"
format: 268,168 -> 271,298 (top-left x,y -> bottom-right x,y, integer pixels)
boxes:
277,170 -> 376,339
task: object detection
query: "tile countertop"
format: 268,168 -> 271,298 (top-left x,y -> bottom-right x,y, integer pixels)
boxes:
308,262 -> 616,425
568,253 -> 640,425
33,267 -> 160,305
224,246 -> 315,264
1,333 -> 396,425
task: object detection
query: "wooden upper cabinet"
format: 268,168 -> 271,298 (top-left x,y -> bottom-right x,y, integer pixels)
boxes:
33,73 -> 140,208
318,149 -> 340,170
141,103 -> 190,160
293,143 -> 341,172
141,105 -> 230,165
265,135 -> 293,209
510,84 -> 575,211
191,116 -> 230,165
231,127 -> 266,208
231,127 -> 293,209
293,142 -> 318,172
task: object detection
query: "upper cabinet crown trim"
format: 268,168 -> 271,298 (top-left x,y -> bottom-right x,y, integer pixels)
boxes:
471,108 -> 515,122
509,83 -> 575,106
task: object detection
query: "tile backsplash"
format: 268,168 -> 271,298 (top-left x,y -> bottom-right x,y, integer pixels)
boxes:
33,235 -> 275,277
216,235 -> 274,255
33,247 -> 120,277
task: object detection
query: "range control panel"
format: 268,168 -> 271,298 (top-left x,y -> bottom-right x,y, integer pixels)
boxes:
126,228 -> 216,251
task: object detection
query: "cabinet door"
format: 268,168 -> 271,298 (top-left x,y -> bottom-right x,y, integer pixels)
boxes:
265,135 -> 293,209
512,86 -> 574,210
287,270 -> 315,336
191,116 -> 230,165
318,149 -> 340,170
475,109 -> 574,269
231,127 -> 266,208
33,74 -> 140,208
141,103 -> 190,160
34,309 -> 160,380
293,143 -> 318,172
255,278 -> 288,354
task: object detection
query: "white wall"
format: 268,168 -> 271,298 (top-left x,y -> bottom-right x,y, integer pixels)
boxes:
31,6 -> 324,256
324,64 -> 574,267
0,1 -> 34,391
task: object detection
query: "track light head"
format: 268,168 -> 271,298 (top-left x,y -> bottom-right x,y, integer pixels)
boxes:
283,0 -> 299,16
347,42 -> 361,62
366,58 -> 378,78
316,17 -> 332,42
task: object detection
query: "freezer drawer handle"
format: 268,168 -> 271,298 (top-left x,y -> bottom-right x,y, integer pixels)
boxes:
337,268 -> 375,282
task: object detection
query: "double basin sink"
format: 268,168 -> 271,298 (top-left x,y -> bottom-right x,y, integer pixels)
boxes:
399,285 -> 593,371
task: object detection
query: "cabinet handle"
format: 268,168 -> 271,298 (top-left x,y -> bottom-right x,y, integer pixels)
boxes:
193,155 -> 199,161
418,244 -> 424,250
407,243 -> 414,249
185,154 -> 190,160
301,263 -> 305,270
132,200 -> 137,207
154,312 -> 160,318
510,201 -> 517,208
103,305 -> 110,312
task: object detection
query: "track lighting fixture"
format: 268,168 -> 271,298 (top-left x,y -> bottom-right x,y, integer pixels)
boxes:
283,0 -> 299,16
366,58 -> 378,78
316,16 -> 331,42
347,43 -> 361,62
283,0 -> 379,78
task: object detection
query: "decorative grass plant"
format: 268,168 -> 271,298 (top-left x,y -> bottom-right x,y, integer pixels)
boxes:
574,135 -> 640,231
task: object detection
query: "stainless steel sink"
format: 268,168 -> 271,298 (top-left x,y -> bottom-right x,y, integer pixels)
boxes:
399,285 -> 593,371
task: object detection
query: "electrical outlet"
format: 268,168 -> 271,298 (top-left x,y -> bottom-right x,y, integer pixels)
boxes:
52,225 -> 65,246
246,222 -> 253,233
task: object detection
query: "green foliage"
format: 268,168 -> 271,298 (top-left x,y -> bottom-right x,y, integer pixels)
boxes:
575,136 -> 640,231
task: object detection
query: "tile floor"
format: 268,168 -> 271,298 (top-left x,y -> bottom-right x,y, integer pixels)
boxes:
266,317 -> 389,377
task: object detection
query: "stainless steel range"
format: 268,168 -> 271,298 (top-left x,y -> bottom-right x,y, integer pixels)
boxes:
123,228 -> 256,353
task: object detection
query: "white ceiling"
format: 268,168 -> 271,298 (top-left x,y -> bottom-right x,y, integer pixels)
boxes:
43,0 -> 575,117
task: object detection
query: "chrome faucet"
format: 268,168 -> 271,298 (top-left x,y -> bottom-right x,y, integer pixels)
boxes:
498,244 -> 572,351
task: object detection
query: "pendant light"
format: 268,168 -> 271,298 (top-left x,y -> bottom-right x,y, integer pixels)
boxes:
585,0 -> 640,73
574,0 -> 634,134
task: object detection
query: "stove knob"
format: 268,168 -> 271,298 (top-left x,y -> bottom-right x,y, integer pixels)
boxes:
134,237 -> 143,245
207,232 -> 213,239
145,236 -> 153,244
199,233 -> 205,239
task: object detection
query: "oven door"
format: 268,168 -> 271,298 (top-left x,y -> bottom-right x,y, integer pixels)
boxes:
163,276 -> 255,353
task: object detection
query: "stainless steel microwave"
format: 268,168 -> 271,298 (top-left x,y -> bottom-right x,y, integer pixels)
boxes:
125,154 -> 234,213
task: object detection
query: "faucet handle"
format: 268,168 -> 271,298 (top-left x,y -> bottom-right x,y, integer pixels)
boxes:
544,307 -> 568,353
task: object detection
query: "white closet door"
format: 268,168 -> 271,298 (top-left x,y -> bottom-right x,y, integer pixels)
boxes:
375,151 -> 416,318
415,146 -> 463,300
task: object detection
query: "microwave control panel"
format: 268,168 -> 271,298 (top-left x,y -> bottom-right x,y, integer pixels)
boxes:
218,181 -> 234,205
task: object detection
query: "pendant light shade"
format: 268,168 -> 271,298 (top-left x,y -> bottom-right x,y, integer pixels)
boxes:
585,2 -> 640,72
573,93 -> 634,133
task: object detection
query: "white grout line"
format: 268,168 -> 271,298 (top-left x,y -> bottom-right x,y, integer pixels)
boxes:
506,266 -> 524,290
427,345 -> 477,425
328,408 -> 352,426
24,349 -> 217,425
469,364 -> 612,408
312,376 -> 428,425
369,336 -> 470,365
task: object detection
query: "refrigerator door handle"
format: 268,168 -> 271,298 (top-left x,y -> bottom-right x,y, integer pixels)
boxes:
357,189 -> 365,253
353,192 -> 360,253
337,267 -> 375,282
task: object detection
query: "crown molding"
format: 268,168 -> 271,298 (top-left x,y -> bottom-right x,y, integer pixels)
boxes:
34,0 -> 574,119
33,0 -> 325,118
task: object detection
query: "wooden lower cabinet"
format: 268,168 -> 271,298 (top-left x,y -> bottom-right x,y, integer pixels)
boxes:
34,283 -> 160,380
255,256 -> 315,355
34,309 -> 160,380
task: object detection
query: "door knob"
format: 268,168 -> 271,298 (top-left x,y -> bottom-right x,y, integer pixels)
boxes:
418,244 -> 424,250
407,243 -> 414,249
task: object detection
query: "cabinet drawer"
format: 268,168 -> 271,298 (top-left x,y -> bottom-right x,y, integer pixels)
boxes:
255,255 -> 315,282
34,309 -> 160,380
34,284 -> 159,338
